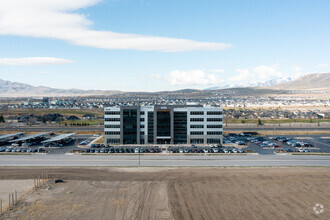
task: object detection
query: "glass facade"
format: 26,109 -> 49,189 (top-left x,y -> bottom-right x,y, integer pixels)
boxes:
123,109 -> 137,144
157,110 -> 171,137
148,112 -> 154,143
174,112 -> 187,144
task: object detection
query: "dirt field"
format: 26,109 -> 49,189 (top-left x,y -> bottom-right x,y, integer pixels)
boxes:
0,167 -> 329,220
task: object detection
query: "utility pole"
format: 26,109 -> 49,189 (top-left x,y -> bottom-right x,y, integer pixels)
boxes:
139,146 -> 140,167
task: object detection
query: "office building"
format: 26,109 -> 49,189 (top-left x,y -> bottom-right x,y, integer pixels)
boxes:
104,105 -> 223,145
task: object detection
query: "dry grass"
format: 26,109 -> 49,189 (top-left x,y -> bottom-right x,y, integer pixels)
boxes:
1,167 -> 329,220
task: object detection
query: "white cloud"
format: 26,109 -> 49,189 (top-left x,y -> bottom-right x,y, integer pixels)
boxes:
209,69 -> 225,73
0,57 -> 74,65
317,63 -> 328,68
168,70 -> 223,86
229,64 -> 283,83
0,0 -> 231,52
293,64 -> 302,72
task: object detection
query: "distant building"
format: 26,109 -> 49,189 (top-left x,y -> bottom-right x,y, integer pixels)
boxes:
82,114 -> 95,120
104,105 -> 223,145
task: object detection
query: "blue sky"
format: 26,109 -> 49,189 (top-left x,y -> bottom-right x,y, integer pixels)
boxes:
0,0 -> 329,91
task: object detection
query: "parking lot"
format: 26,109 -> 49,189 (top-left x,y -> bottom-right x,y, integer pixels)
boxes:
0,134 -> 94,154
225,134 -> 330,154
0,133 -> 329,155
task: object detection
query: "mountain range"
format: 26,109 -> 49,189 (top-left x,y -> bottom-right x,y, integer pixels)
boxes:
0,73 -> 329,97
204,76 -> 294,90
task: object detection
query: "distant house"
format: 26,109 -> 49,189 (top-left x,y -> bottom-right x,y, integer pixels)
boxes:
67,115 -> 80,120
82,114 -> 95,120
7,116 -> 19,123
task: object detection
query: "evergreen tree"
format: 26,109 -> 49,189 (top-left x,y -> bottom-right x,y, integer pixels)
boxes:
0,115 -> 5,123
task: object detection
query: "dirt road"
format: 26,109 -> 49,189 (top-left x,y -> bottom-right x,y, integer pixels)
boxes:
0,167 -> 329,220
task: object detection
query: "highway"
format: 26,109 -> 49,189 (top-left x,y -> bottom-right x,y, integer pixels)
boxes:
0,154 -> 329,167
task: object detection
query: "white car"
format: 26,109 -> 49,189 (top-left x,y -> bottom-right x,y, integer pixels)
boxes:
134,148 -> 139,153
11,143 -> 19,147
179,149 -> 184,153
203,149 -> 208,153
232,149 -> 238,153
223,149 -> 229,153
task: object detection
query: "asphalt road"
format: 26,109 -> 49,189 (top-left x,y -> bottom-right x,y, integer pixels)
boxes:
0,154 -> 329,167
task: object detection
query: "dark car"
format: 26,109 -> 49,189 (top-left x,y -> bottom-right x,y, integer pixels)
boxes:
85,149 -> 90,153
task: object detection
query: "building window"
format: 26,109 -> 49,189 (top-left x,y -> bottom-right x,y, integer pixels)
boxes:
140,111 -> 145,115
190,131 -> 204,135
107,138 -> 120,144
157,111 -> 171,137
207,131 -> 222,135
191,138 -> 204,144
190,118 -> 204,122
207,118 -> 222,122
140,118 -> 145,121
207,124 -> 222,128
123,109 -> 137,144
105,118 -> 120,122
140,131 -> 145,135
105,131 -> 120,135
190,111 -> 204,115
207,138 -> 221,144
105,111 -> 120,115
140,124 -> 145,128
207,111 -> 222,115
190,124 -> 204,128
105,125 -> 120,128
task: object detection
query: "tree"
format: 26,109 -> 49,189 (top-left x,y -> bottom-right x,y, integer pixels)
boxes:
0,115 -> 5,123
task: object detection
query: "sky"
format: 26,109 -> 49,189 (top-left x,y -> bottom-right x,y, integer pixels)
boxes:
0,0 -> 329,92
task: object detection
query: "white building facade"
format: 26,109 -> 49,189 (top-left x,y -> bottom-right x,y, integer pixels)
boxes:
104,105 -> 223,145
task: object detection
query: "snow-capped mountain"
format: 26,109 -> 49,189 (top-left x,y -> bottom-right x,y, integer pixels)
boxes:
204,76 -> 294,90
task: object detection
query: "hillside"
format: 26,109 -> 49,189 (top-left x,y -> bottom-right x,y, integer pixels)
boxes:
0,79 -> 121,97
265,73 -> 330,90
0,73 -> 329,97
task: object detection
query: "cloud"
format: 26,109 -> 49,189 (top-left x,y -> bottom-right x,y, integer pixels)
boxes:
229,64 -> 283,83
317,63 -> 328,68
0,57 -> 74,65
209,69 -> 225,73
293,64 -> 302,72
0,0 -> 231,52
168,70 -> 223,86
